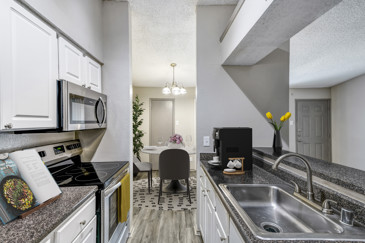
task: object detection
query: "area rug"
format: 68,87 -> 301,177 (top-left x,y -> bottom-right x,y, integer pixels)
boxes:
133,177 -> 197,211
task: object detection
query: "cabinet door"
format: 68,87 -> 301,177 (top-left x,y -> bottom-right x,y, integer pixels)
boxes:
0,0 -> 58,130
213,212 -> 228,243
85,56 -> 102,92
229,218 -> 246,243
58,37 -> 86,87
198,181 -> 206,239
72,216 -> 97,243
205,198 -> 214,243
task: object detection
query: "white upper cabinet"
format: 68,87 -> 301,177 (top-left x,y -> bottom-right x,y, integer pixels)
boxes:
58,37 -> 86,87
0,0 -> 58,131
85,56 -> 102,93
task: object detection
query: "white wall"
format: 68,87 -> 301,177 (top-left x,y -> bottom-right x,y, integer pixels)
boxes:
133,87 -> 196,169
331,74 -> 365,171
197,5 -> 274,155
22,0 -> 103,61
223,48 -> 290,145
91,1 -> 131,162
288,88 -> 331,152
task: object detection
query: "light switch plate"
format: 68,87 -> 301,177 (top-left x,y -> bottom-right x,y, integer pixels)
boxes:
203,136 -> 210,147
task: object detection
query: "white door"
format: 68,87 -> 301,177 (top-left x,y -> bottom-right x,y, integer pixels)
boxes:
85,56 -> 102,92
150,99 -> 174,169
0,0 -> 58,130
58,37 -> 86,87
296,100 -> 331,161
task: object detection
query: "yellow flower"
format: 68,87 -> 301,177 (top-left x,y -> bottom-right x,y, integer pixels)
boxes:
284,112 -> 291,120
280,116 -> 285,122
266,112 -> 273,120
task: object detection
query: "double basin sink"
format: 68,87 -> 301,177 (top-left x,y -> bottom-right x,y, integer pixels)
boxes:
219,184 -> 365,241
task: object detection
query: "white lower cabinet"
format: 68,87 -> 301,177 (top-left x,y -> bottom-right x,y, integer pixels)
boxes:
55,196 -> 96,243
71,216 -> 97,243
198,166 -> 229,243
229,218 -> 246,243
41,196 -> 96,243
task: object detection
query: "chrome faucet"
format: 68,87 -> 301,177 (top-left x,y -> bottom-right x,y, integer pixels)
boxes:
272,153 -> 315,201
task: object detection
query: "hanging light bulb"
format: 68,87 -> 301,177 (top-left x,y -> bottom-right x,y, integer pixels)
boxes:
180,85 -> 187,95
162,83 -> 171,95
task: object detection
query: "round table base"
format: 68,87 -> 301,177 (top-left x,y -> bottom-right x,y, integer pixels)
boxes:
163,180 -> 187,193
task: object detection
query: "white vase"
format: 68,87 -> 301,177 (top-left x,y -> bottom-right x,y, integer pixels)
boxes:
168,143 -> 184,149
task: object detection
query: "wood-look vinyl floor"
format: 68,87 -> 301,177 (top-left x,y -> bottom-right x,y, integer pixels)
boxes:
128,171 -> 202,243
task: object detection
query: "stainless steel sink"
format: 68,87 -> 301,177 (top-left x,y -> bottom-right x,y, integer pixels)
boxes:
220,184 -> 365,241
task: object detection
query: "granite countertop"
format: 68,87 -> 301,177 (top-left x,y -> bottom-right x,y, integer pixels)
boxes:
0,186 -> 98,243
253,147 -> 365,195
200,157 -> 365,243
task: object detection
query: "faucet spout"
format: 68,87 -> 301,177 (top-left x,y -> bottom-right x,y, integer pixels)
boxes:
272,153 -> 314,201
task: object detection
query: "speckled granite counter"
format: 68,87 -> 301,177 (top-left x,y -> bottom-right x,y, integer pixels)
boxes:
200,154 -> 365,243
254,147 -> 365,195
0,186 -> 97,243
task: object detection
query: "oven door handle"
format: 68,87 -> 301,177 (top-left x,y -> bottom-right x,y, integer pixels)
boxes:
104,182 -> 121,197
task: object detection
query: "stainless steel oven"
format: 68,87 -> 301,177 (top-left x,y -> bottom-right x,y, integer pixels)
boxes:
102,170 -> 129,243
58,80 -> 107,131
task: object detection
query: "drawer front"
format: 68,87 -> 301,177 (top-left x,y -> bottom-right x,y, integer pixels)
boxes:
72,215 -> 97,243
55,197 -> 96,243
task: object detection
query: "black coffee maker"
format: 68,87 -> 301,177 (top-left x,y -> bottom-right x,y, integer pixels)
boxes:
213,127 -> 252,170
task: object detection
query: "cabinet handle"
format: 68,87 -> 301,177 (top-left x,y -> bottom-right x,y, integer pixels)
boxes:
4,123 -> 13,129
80,220 -> 86,225
82,84 -> 86,87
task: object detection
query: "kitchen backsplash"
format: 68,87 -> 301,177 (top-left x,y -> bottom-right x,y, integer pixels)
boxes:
0,132 -> 75,153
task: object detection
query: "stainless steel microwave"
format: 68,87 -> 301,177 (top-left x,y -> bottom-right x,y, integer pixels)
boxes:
58,80 -> 107,131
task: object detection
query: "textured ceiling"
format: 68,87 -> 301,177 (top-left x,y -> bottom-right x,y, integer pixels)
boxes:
290,0 -> 365,88
130,0 -> 238,87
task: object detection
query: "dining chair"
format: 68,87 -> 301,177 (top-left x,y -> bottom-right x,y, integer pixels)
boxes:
133,156 -> 153,193
158,149 -> 191,204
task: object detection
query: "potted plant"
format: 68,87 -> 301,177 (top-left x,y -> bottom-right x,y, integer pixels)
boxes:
133,96 -> 145,161
266,112 -> 291,154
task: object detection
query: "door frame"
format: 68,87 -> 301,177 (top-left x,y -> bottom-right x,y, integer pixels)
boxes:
295,99 -> 332,161
149,98 -> 175,147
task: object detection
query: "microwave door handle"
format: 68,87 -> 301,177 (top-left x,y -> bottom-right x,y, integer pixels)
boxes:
100,97 -> 106,125
95,97 -> 106,127
104,182 -> 121,197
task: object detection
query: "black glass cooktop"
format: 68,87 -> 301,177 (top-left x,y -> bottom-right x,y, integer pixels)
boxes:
48,160 -> 128,189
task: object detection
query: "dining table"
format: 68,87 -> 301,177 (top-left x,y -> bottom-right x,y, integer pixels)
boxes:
141,146 -> 196,193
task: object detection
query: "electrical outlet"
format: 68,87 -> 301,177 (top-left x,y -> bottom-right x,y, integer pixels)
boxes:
203,136 -> 210,147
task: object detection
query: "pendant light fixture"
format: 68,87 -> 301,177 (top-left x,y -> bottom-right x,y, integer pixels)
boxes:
162,63 -> 187,95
